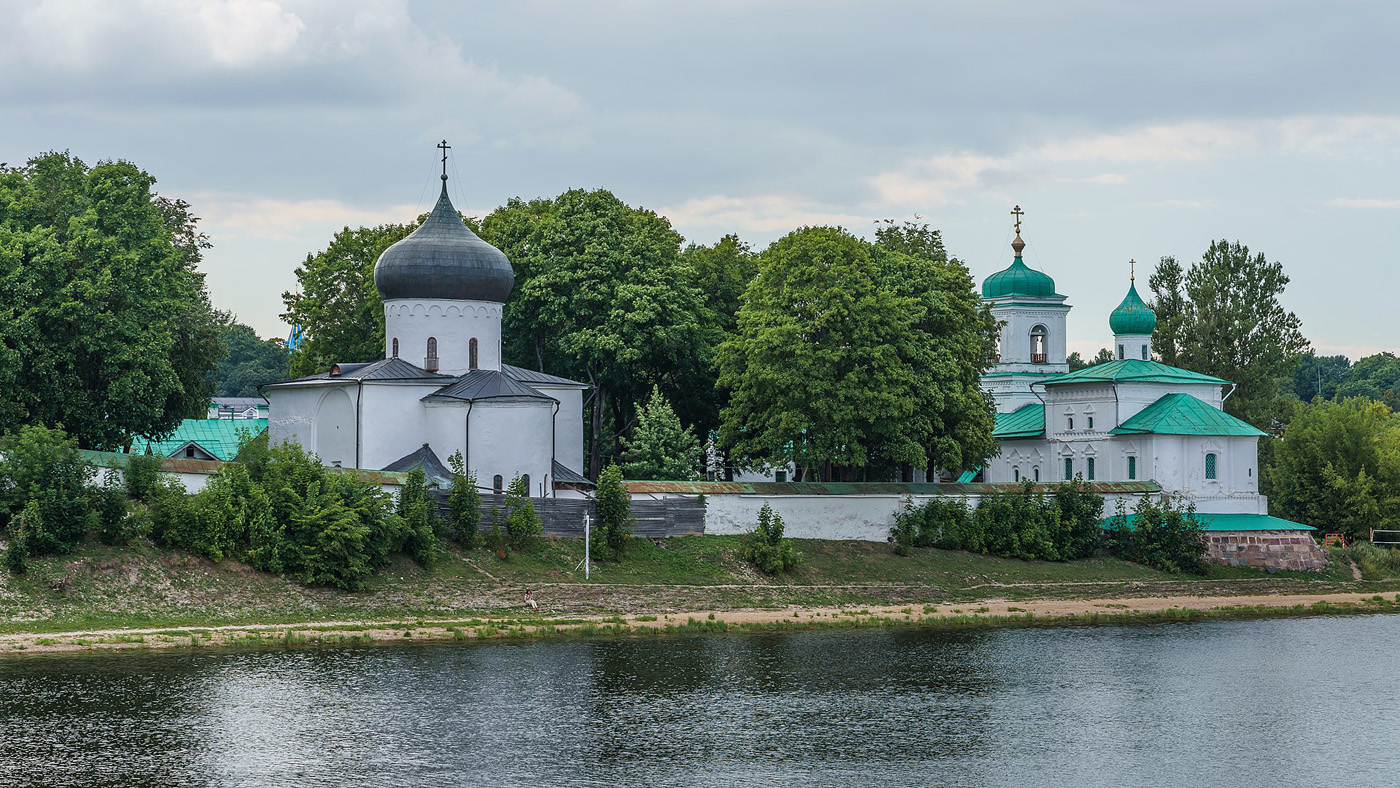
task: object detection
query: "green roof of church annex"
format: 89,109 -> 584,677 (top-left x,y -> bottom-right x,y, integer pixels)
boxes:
1109,279 -> 1157,335
130,418 -> 267,461
1110,393 -> 1265,437
1044,358 -> 1230,387
993,403 -> 1045,438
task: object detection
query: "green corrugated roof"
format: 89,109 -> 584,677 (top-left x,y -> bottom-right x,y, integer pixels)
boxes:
1110,393 -> 1265,437
994,403 -> 1045,438
1101,512 -> 1315,532
131,419 -> 267,462
1045,359 -> 1229,386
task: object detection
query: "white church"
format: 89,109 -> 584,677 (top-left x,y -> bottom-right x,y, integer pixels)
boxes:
264,169 -> 591,496
976,214 -> 1274,520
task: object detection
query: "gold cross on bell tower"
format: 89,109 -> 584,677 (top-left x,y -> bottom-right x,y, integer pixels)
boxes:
1011,205 -> 1024,234
1130,259 -> 1136,281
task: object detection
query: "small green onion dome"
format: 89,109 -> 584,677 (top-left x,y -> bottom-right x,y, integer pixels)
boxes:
982,233 -> 1058,299
1110,280 -> 1157,335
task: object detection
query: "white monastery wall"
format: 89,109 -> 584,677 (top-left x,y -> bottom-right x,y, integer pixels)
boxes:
384,298 -> 503,375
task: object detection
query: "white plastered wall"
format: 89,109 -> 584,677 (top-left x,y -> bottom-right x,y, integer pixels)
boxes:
384,298 -> 503,375
527,383 -> 586,475
267,382 -> 360,464
465,400 -> 555,497
357,382 -> 443,470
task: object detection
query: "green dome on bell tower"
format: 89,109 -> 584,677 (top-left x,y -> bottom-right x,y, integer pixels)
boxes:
981,208 -> 1060,299
1109,266 -> 1157,336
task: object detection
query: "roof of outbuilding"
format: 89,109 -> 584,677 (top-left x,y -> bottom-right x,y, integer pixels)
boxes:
1101,512 -> 1314,532
1044,358 -> 1230,387
382,444 -> 452,486
424,369 -> 556,403
1110,393 -> 1266,437
552,460 -> 594,487
130,418 -> 267,462
994,403 -> 1046,438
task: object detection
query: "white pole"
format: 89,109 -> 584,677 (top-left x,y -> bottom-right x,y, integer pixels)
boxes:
583,513 -> 591,580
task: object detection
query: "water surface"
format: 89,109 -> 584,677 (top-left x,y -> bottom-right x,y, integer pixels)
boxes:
0,615 -> 1393,787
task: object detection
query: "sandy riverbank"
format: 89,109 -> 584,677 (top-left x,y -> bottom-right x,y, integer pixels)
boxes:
2,589 -> 1394,656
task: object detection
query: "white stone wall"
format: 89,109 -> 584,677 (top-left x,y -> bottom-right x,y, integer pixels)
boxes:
357,382 -> 441,469
528,384 -> 586,475
989,300 -> 1071,368
466,400 -> 555,496
384,298 -> 503,375
1115,333 -> 1152,361
267,382 -> 358,462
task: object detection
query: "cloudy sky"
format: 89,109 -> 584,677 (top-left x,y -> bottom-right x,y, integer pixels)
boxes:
1,0 -> 1394,359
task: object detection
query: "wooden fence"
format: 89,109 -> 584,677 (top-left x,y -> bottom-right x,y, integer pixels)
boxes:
432,493 -> 705,538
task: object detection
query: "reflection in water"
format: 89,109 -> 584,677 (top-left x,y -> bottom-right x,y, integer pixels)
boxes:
2,616 -> 1400,787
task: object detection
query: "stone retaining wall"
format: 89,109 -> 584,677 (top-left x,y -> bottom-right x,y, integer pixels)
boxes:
1207,530 -> 1329,572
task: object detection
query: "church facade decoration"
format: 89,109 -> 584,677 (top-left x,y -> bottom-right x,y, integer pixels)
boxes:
264,147 -> 589,494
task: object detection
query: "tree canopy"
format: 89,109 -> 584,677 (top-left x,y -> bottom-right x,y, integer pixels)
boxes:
282,222 -> 414,378
716,224 -> 997,481
1148,240 -> 1307,428
211,320 -> 289,397
0,152 -> 222,449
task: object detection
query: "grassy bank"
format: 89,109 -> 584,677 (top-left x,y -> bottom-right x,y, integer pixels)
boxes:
0,535 -> 1393,645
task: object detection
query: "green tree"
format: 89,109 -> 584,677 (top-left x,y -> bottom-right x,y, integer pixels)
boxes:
592,463 -> 633,560
621,386 -> 702,480
1266,397 -> 1400,542
0,152 -> 223,448
0,425 -> 96,555
718,225 -> 996,481
743,502 -> 802,573
480,189 -> 704,479
1291,351 -> 1351,402
671,234 -> 759,438
503,474 -> 543,547
1104,495 -> 1207,574
1068,348 -> 1114,371
445,450 -> 482,546
212,320 -> 289,397
1335,353 -> 1400,411
1148,241 -> 1307,427
396,467 -> 439,567
282,223 -> 414,378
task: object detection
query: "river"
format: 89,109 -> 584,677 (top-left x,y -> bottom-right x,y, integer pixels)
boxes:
1,614 -> 1396,787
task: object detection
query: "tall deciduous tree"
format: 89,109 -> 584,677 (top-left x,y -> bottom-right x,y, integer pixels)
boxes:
717,225 -> 996,481
212,320 -> 289,397
671,235 -> 758,439
481,189 -> 703,479
1148,241 -> 1307,428
282,223 -> 414,378
1291,351 -> 1351,402
0,152 -> 222,449
1267,397 -> 1400,541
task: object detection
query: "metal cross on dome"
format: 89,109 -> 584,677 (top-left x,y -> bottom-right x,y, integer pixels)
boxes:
437,139 -> 451,179
1011,205 -> 1024,234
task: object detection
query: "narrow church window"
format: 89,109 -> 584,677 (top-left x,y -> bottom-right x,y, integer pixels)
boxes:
1067,416 -> 1074,431
1013,468 -> 1020,482
493,474 -> 503,494
1205,453 -> 1218,480
1087,457 -> 1095,480
1141,345 -> 1149,360
469,338 -> 479,370
392,338 -> 399,358
1127,456 -> 1136,480
1118,344 -> 1124,360
1087,416 -> 1094,430
774,470 -> 787,482
1064,458 -> 1073,481
427,337 -> 438,360
1033,467 -> 1040,482
1030,325 -> 1048,364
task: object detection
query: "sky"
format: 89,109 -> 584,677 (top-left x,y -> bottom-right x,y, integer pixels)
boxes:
1,0 -> 1396,360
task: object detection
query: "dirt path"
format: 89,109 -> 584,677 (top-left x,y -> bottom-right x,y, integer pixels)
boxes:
1,589 -> 1392,656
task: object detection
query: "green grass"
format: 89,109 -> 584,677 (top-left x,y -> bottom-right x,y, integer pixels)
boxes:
0,535 -> 1389,637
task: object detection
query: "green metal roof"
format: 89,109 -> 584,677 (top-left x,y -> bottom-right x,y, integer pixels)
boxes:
1044,358 -> 1230,387
623,480 -> 1161,495
993,403 -> 1046,438
130,418 -> 267,462
982,257 -> 1061,299
1101,512 -> 1314,532
1109,281 -> 1157,336
1110,393 -> 1266,437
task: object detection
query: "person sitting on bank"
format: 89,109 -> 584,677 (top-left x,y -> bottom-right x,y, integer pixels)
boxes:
524,589 -> 538,611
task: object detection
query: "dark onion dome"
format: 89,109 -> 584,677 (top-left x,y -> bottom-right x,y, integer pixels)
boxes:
374,180 -> 514,303
981,233 -> 1059,299
1109,279 -> 1157,335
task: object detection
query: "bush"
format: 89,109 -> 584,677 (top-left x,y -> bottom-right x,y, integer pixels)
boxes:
445,451 -> 482,546
744,502 -> 802,573
890,480 -> 1104,562
502,474 -> 543,547
4,501 -> 37,574
892,496 -> 971,555
396,467 -> 439,567
1338,541 -> 1400,580
593,464 -> 633,560
1104,495 -> 1207,574
0,425 -> 97,555
124,451 -> 163,503
93,486 -> 135,546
